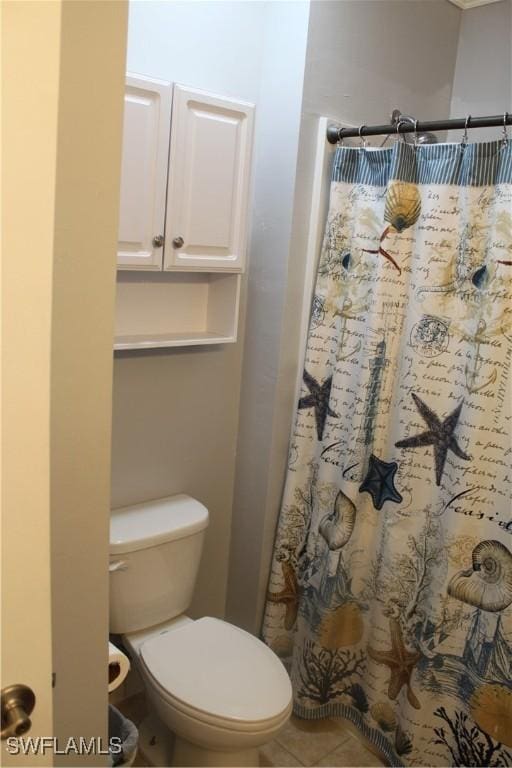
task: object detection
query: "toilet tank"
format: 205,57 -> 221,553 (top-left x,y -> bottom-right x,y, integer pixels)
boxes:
109,495 -> 208,634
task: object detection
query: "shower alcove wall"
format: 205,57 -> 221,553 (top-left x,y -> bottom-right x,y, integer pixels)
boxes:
227,0 -> 512,634
111,0 -> 311,623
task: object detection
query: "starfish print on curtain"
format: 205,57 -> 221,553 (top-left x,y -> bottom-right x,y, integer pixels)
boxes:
266,560 -> 299,631
298,370 -> 338,441
358,454 -> 403,510
368,618 -> 422,710
395,394 -> 471,486
263,139 -> 512,768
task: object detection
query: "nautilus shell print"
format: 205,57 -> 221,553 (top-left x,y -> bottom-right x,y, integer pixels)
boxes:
319,490 -> 356,550
262,139 -> 512,767
447,540 -> 512,612
384,182 -> 421,233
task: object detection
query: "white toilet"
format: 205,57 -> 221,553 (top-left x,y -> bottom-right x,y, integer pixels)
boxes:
109,494 -> 292,767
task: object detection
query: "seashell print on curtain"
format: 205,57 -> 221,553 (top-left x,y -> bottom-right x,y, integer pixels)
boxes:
263,140 -> 512,767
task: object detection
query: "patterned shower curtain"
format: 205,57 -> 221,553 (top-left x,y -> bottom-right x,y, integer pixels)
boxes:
262,139 -> 512,767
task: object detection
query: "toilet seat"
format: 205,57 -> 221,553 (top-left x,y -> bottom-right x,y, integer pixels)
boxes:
139,617 -> 292,732
143,668 -> 291,736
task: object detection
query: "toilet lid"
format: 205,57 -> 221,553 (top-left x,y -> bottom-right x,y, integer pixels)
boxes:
140,617 -> 292,723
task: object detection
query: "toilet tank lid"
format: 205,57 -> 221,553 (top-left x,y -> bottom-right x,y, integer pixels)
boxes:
110,494 -> 208,555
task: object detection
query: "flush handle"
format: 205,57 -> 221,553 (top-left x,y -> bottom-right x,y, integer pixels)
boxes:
1,684 -> 36,740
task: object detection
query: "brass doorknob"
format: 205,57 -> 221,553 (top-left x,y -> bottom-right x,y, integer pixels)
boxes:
1,684 -> 36,740
172,236 -> 184,248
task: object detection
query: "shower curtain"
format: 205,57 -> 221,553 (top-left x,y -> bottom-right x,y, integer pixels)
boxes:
262,139 -> 512,767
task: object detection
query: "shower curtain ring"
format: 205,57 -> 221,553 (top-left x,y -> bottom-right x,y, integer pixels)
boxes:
502,112 -> 510,146
359,125 -> 367,148
413,119 -> 419,147
337,126 -> 345,146
461,115 -> 471,148
396,119 -> 407,143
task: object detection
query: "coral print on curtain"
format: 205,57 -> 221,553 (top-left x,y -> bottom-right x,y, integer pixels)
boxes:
263,139 -> 512,767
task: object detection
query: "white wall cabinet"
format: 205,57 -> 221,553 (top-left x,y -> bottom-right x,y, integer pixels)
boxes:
117,74 -> 172,270
117,80 -> 254,274
164,86 -> 254,272
115,77 -> 254,349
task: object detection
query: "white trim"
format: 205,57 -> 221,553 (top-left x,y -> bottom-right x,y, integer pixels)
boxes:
294,117 -> 336,403
447,0 -> 504,10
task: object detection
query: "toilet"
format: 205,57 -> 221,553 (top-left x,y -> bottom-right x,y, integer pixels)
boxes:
109,494 -> 292,767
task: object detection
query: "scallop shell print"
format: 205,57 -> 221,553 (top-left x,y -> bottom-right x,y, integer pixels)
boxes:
318,490 -> 356,550
447,540 -> 512,612
270,634 -> 294,659
370,701 -> 397,732
470,684 -> 512,747
384,182 -> 421,233
319,601 -> 364,649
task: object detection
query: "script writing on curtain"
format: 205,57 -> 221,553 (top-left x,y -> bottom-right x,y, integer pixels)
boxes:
263,140 -> 512,767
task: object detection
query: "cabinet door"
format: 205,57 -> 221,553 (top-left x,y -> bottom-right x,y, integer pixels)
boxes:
117,74 -> 171,270
164,85 -> 254,272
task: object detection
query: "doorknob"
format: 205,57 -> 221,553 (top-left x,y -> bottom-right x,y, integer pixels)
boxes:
152,234 -> 165,248
1,684 -> 36,740
172,236 -> 184,248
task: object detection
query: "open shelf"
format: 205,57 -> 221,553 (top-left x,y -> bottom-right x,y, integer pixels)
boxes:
114,272 -> 240,351
114,330 -> 235,351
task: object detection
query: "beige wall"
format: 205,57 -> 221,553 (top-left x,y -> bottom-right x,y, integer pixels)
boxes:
227,0 -> 462,634
302,0 -> 461,128
112,344 -> 243,619
50,2 -> 128,762
226,0 -> 311,630
450,0 -> 512,140
115,0 -> 507,635
111,1 -> 289,620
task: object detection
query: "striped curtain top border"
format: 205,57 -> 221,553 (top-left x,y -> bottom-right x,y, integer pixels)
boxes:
332,140 -> 512,187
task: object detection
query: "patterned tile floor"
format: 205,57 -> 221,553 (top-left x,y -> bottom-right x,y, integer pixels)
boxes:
116,694 -> 384,767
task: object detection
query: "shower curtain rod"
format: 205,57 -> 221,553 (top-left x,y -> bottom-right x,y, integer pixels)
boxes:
326,113 -> 512,144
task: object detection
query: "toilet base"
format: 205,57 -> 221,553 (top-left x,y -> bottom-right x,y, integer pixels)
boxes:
138,714 -> 175,767
172,736 -> 259,767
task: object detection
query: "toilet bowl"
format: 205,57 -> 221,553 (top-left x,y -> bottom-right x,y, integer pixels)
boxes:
110,495 -> 292,766
127,616 -> 291,766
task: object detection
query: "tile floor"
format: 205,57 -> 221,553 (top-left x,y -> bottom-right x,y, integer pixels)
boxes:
261,715 -> 384,767
116,693 -> 385,767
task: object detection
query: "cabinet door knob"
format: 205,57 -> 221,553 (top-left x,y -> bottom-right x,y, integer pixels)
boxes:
152,235 -> 164,248
172,236 -> 185,248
